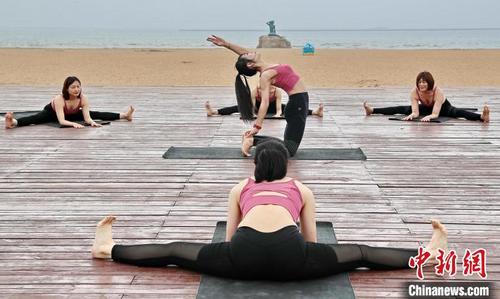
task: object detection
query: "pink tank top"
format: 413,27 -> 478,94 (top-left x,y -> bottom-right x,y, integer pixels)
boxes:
239,178 -> 303,221
263,64 -> 300,94
51,97 -> 83,115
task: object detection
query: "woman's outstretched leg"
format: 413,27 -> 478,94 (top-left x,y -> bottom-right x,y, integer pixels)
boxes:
92,216 -> 205,268
92,216 -> 237,277
302,220 -> 448,278
330,220 -> 447,271
205,101 -> 241,116
363,101 -> 412,116
453,105 -> 489,122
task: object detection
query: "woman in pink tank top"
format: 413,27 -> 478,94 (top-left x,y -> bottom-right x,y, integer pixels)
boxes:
205,85 -> 323,118
5,76 -> 135,129
207,35 -> 324,157
205,85 -> 285,117
93,139 -> 448,281
363,71 -> 490,122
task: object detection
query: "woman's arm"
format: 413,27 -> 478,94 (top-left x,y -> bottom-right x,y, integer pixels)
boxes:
248,75 -> 276,136
250,87 -> 257,114
402,89 -> 420,121
273,89 -> 283,117
225,180 -> 245,241
296,181 -> 317,242
207,35 -> 249,56
53,97 -> 84,128
421,88 -> 445,122
81,96 -> 101,127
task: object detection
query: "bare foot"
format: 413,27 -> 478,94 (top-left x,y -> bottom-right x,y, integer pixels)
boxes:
481,105 -> 490,123
241,133 -> 254,157
121,106 -> 135,121
91,215 -> 117,259
313,103 -> 324,117
205,101 -> 218,116
424,219 -> 448,262
363,101 -> 374,116
4,112 -> 16,129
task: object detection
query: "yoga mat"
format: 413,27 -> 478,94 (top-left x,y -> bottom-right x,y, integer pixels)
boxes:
1,111 -> 110,128
388,107 -> 478,123
389,116 -> 451,123
163,147 -> 366,160
241,114 -> 285,120
196,221 -> 355,299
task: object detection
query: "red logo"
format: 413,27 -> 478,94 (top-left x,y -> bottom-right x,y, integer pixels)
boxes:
463,248 -> 487,279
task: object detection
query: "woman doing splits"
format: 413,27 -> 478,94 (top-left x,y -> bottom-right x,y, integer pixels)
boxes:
363,71 -> 490,122
205,85 -> 323,118
92,140 -> 448,281
4,76 -> 135,129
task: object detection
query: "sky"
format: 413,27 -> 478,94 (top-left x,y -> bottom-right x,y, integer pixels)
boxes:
1,0 -> 499,30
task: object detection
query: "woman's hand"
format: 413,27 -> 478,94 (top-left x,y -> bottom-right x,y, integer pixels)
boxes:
402,114 -> 417,121
72,123 -> 84,129
90,121 -> 102,127
244,127 -> 260,137
207,35 -> 227,47
420,115 -> 435,122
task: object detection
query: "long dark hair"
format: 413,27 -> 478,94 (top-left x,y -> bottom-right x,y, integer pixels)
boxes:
62,76 -> 82,100
235,55 -> 257,121
254,139 -> 289,183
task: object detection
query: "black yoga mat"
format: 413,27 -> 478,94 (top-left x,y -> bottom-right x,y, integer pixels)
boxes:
388,107 -> 478,123
1,111 -> 110,128
196,221 -> 355,299
389,116 -> 452,123
163,147 -> 366,160
241,114 -> 285,120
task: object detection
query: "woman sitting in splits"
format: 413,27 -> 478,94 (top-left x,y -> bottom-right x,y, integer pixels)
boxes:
4,76 -> 135,129
363,71 -> 490,122
205,85 -> 324,118
207,35 -> 310,157
92,139 -> 448,281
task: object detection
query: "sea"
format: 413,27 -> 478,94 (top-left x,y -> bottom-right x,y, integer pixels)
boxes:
1,27 -> 500,49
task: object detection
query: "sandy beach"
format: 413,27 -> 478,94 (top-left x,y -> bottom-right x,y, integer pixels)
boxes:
1,48 -> 500,87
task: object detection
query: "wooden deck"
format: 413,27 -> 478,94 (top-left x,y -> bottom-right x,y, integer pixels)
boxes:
0,86 -> 498,298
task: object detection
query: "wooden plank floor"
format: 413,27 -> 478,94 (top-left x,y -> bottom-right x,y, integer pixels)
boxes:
0,86 -> 498,298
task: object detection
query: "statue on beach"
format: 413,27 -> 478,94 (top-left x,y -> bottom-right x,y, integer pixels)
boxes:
258,20 -> 291,48
266,20 -> 277,36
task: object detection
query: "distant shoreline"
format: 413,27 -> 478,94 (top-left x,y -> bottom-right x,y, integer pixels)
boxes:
1,28 -> 499,49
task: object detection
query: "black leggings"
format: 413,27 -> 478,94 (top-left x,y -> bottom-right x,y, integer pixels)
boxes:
16,104 -> 120,127
252,92 -> 309,156
217,103 -> 313,116
112,226 -> 416,281
372,99 -> 482,121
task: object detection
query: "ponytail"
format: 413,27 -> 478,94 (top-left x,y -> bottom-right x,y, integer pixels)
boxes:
235,74 -> 254,121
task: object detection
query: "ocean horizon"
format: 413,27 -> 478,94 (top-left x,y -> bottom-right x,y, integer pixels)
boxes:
1,27 -> 500,49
